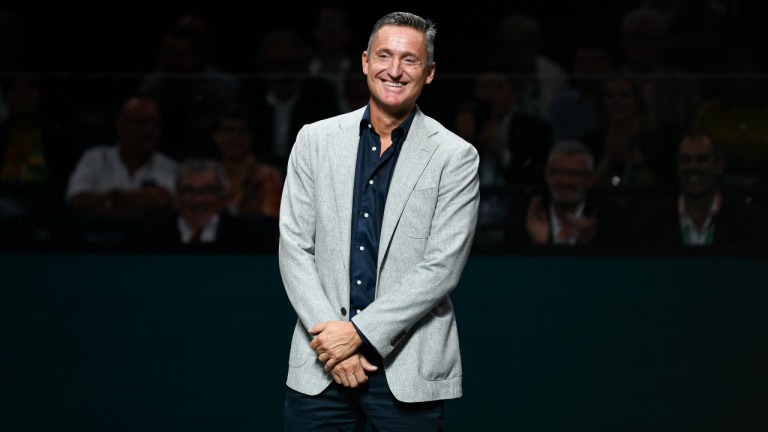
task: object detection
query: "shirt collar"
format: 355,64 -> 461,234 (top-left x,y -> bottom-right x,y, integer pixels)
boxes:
359,103 -> 417,139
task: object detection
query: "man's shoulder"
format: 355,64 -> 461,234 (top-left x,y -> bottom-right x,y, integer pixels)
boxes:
150,151 -> 178,169
302,107 -> 366,135
77,145 -> 117,163
418,110 -> 477,156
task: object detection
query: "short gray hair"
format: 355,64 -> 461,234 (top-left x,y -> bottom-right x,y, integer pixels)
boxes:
176,158 -> 227,192
366,12 -> 436,65
547,140 -> 595,172
622,7 -> 666,36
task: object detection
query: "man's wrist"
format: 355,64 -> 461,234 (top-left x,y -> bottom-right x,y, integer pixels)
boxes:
351,321 -> 370,346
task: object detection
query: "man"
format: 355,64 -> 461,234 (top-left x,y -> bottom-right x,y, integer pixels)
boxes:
67,97 -> 177,216
155,158 -> 277,245
244,30 -> 340,167
511,140 -> 622,245
279,12 -> 479,431
495,14 -> 568,122
621,7 -> 701,133
631,134 -> 763,246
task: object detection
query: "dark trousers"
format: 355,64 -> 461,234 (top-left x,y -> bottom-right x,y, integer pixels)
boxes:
284,347 -> 444,432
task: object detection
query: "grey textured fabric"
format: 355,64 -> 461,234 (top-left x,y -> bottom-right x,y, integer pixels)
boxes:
279,105 -> 479,402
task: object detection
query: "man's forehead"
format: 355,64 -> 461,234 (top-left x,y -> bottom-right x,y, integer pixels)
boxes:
372,25 -> 425,51
180,170 -> 218,183
551,153 -> 588,166
679,137 -> 714,154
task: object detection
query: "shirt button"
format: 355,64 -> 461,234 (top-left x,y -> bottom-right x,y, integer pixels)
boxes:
367,124 -> 371,128
372,147 -> 377,151
368,180 -> 373,185
357,310 -> 361,314
359,246 -> 364,251
364,213 -> 369,218
357,280 -> 362,285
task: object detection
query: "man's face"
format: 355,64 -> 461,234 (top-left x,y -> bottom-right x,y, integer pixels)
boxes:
117,98 -> 161,156
545,153 -> 594,205
176,169 -> 225,226
212,119 -> 252,158
678,136 -> 723,199
362,25 -> 435,112
158,35 -> 198,73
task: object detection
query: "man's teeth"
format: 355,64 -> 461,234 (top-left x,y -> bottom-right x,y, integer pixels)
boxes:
384,81 -> 404,87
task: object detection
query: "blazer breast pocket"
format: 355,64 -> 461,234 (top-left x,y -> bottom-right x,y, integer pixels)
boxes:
402,187 -> 438,239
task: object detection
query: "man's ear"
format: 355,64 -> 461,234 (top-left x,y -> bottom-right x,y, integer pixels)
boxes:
362,51 -> 369,75
425,62 -> 436,85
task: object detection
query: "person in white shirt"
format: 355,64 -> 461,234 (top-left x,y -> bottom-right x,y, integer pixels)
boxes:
173,159 -> 227,244
66,97 -> 177,216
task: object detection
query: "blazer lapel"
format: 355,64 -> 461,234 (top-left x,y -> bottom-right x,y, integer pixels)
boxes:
330,108 -> 365,273
377,107 -> 439,273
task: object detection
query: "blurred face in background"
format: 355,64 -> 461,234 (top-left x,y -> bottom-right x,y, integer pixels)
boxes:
158,34 -> 197,73
363,25 -> 435,114
315,9 -> 349,53
623,17 -> 664,70
176,169 -> 225,227
604,79 -> 637,123
678,136 -> 722,199
545,153 -> 595,206
117,98 -> 161,156
262,41 -> 305,100
572,46 -> 612,92
475,74 -> 518,117
213,118 -> 252,159
5,76 -> 40,118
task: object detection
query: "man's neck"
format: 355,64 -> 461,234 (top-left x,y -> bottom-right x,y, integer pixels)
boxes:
684,190 -> 718,231
119,145 -> 152,175
369,98 -> 414,143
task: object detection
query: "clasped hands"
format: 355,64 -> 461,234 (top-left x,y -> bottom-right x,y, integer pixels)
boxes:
309,321 -> 378,388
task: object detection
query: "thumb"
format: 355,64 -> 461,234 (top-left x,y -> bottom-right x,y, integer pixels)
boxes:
359,355 -> 379,371
308,322 -> 327,334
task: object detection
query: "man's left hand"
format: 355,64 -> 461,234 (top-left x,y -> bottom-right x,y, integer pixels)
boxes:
308,321 -> 364,371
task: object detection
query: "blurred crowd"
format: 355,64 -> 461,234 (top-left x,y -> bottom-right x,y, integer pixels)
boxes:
0,2 -> 767,251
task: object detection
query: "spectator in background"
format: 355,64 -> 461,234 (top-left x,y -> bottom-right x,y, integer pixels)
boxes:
0,10 -> 25,122
496,14 -> 568,122
66,97 -> 177,216
691,61 -> 768,164
631,134 -> 763,246
550,38 -> 613,143
244,30 -> 340,167
581,77 -> 679,190
621,7 -> 701,133
508,140 -> 623,245
665,0 -> 728,75
308,7 -> 352,95
455,69 -> 552,185
155,158 -> 276,245
0,76 -> 74,188
139,28 -> 239,160
211,105 -> 282,218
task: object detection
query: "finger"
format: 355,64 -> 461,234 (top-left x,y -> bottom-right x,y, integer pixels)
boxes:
346,369 -> 359,388
319,353 -> 329,362
332,371 -> 341,385
359,355 -> 379,371
310,336 -> 321,350
324,358 -> 338,371
338,370 -> 350,387
307,322 -> 327,335
527,196 -> 541,215
353,363 -> 367,384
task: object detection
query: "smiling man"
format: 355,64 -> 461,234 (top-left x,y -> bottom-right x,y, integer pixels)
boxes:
279,12 -> 479,431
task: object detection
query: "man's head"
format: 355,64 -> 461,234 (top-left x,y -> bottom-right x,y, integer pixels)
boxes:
314,8 -> 349,54
116,97 -> 162,157
363,12 -> 436,113
175,158 -> 227,227
622,8 -> 666,70
212,105 -> 254,159
258,30 -> 308,100
571,39 -> 612,92
545,140 -> 595,206
157,29 -> 198,73
496,14 -> 542,73
678,134 -> 723,199
603,77 -> 645,123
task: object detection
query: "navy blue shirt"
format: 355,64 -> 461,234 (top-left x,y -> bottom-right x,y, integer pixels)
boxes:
350,104 -> 416,342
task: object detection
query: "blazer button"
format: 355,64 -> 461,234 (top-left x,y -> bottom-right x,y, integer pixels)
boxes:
341,307 -> 347,316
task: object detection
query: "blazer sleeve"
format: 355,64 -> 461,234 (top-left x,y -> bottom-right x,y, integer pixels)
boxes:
278,125 -> 338,330
352,143 -> 480,358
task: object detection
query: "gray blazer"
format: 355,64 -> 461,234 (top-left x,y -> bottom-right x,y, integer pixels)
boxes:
279,106 -> 479,403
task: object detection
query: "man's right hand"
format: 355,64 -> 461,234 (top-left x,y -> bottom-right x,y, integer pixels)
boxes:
330,353 -> 378,388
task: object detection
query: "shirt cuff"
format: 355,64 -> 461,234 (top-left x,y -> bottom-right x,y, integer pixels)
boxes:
351,321 -> 370,345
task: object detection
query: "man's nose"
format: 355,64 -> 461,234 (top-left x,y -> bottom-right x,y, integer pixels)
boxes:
388,58 -> 403,78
